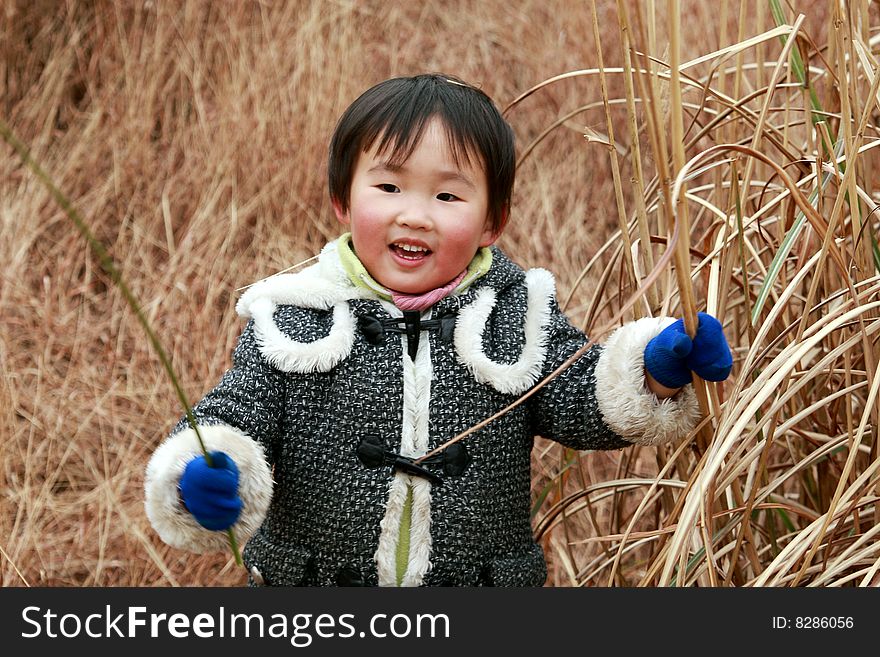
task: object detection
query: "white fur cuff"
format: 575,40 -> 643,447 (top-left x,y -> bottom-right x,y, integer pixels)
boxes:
594,317 -> 700,446
144,424 -> 274,553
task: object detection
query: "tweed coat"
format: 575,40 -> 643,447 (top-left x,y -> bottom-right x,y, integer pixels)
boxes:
144,238 -> 699,586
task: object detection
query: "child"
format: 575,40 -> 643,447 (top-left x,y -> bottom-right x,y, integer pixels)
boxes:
144,73 -> 732,587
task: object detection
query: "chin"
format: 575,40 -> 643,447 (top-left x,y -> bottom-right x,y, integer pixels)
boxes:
389,281 -> 431,295
377,270 -> 435,295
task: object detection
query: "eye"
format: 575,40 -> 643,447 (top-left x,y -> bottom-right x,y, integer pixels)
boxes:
378,183 -> 400,193
436,192 -> 460,202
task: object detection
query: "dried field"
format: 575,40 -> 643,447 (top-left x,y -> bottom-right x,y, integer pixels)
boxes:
2,0 -> 878,586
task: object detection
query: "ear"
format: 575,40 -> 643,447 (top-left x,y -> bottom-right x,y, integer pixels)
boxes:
332,198 -> 349,225
479,207 -> 508,247
479,225 -> 498,248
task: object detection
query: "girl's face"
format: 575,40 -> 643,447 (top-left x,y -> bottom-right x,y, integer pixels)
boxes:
334,118 -> 497,294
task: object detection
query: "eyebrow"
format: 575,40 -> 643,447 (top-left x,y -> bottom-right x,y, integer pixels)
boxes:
367,162 -> 477,191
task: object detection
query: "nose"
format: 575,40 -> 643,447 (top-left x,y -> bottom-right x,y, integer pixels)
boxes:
395,195 -> 433,230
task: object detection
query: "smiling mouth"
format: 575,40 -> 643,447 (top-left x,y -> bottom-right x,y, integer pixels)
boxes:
390,242 -> 432,260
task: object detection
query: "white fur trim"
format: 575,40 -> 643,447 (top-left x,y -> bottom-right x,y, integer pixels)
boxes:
247,297 -> 356,373
144,424 -> 274,553
235,240 -> 368,315
454,268 -> 555,394
234,242 -> 365,373
236,268 -> 342,314
374,317 -> 434,586
402,478 -> 432,586
594,317 -> 700,446
374,473 -> 410,586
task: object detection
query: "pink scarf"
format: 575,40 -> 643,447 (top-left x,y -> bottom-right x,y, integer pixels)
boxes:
390,270 -> 467,311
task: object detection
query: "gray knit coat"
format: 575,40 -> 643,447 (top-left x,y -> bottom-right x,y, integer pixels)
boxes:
144,239 -> 700,586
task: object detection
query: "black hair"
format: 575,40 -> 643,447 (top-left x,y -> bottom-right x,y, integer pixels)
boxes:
328,73 -> 515,234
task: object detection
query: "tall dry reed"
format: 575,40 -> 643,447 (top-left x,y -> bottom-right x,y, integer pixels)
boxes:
521,0 -> 880,587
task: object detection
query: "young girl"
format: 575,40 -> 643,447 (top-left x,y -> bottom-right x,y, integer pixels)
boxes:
144,73 -> 732,586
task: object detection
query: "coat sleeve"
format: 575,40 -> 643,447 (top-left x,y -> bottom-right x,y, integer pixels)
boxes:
529,301 -> 700,450
144,320 -> 279,553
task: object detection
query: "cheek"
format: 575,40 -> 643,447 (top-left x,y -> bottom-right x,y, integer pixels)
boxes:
443,212 -> 490,248
348,205 -> 384,236
348,208 -> 389,258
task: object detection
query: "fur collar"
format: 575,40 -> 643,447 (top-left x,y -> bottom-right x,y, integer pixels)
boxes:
233,240 -> 556,395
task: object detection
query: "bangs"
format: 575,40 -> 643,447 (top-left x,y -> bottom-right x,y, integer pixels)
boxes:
360,92 -> 481,172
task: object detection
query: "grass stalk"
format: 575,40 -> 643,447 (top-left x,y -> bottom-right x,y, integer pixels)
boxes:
614,0 -> 659,312
589,0 -> 641,320
667,0 -> 713,461
0,117 -> 242,568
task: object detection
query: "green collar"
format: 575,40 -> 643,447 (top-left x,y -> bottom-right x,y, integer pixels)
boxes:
335,233 -> 492,300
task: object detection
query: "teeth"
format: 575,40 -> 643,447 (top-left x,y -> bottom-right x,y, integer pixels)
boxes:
394,242 -> 428,253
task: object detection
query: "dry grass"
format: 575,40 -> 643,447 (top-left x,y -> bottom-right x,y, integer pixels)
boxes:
2,0 -> 878,587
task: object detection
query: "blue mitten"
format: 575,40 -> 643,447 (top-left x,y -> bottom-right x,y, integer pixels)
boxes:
644,312 -> 733,388
687,313 -> 734,382
179,451 -> 243,531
